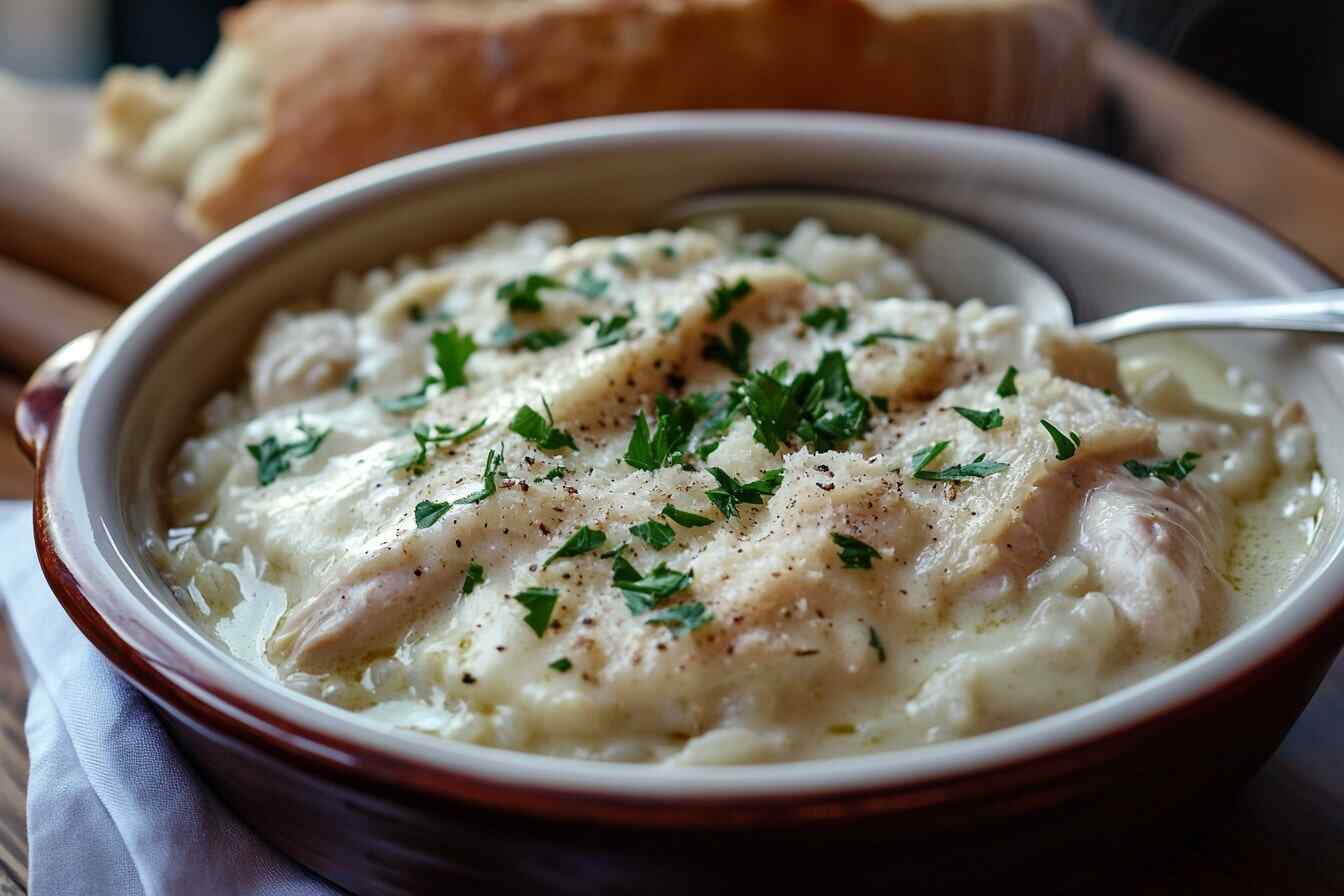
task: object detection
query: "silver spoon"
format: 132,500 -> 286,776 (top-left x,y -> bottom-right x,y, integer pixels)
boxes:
659,190 -> 1341,343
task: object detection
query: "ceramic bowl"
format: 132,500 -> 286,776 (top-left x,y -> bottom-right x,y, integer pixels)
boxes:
17,113 -> 1344,895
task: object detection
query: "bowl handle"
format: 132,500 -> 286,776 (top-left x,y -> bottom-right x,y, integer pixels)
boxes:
14,330 -> 102,466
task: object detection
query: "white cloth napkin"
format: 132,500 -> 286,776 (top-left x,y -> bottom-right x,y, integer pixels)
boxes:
0,501 -> 335,896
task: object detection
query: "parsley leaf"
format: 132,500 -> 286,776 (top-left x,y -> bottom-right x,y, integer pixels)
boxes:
535,466 -> 567,482
1041,419 -> 1081,460
707,277 -> 752,319
610,251 -> 634,269
646,602 -> 712,636
345,376 -> 361,394
247,419 -> 329,486
611,556 -> 693,614
630,520 -> 676,550
657,311 -> 681,333
739,351 -> 870,453
1124,452 -> 1201,485
510,399 -> 577,452
497,273 -> 560,312
544,525 -> 606,568
996,366 -> 1019,398
801,306 -> 849,333
376,376 -> 437,414
868,626 -> 887,663
431,327 -> 478,390
953,406 -> 1004,431
513,587 -> 560,637
415,447 -> 505,528
911,441 -> 949,475
854,329 -> 922,347
623,395 -> 703,470
407,304 -> 425,323
914,453 -> 1010,483
573,268 -> 609,299
549,657 -> 573,672
390,418 -> 488,473
831,533 -> 880,569
659,245 -> 677,259
462,562 -> 485,595
705,466 -> 784,519
583,309 -> 635,350
702,321 -> 752,375
661,504 -> 713,527
491,324 -> 568,352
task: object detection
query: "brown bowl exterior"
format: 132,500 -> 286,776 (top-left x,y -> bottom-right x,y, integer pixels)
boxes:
17,114 -> 1344,894
34,493 -> 1344,892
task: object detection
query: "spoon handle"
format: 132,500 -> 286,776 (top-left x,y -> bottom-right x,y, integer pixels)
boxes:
1079,289 -> 1344,343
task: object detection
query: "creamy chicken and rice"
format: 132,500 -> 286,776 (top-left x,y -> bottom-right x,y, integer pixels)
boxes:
151,218 -> 1325,764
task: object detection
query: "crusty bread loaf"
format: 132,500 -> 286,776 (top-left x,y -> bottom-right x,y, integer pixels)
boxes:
91,0 -> 1097,234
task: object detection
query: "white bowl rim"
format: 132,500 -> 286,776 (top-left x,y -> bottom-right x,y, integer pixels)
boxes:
40,111 -> 1344,803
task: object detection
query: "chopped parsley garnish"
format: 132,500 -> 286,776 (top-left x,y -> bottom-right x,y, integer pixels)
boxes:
573,268 -> 609,299
854,329 -> 922,347
871,395 -> 889,412
582,309 -> 635,350
549,657 -> 573,672
623,395 -> 705,470
659,245 -> 677,259
702,321 -> 752,375
739,352 -> 870,453
415,447 -> 504,527
691,389 -> 743,460
390,418 -> 488,473
496,273 -> 560,313
407,304 -> 425,323
1124,452 -> 1201,484
661,504 -> 713,528
510,399 -> 577,452
657,311 -> 681,333
868,626 -> 887,663
831,533 -> 880,569
996,366 -> 1019,398
705,466 -> 784,519
544,525 -> 606,568
247,419 -> 329,486
513,587 -> 560,637
493,322 -> 568,352
914,453 -> 1010,483
378,326 -> 476,412
646,602 -> 712,636
707,277 -> 752,319
911,440 -> 950,475
345,376 -> 361,394
953,406 -> 1004,431
1041,419 -> 1081,460
801,306 -> 849,334
535,466 -> 567,482
610,251 -> 634,269
462,562 -> 485,595
376,376 -> 436,413
520,329 -> 568,351
630,520 -> 676,550
431,326 -> 478,390
611,555 -> 693,614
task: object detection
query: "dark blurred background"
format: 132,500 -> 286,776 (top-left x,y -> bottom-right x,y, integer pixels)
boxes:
1,0 -> 1341,149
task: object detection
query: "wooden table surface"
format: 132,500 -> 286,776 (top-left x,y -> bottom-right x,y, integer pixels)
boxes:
2,39 -> 1344,894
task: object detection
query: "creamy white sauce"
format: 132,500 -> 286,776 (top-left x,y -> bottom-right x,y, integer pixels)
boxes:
149,219 -> 1324,764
